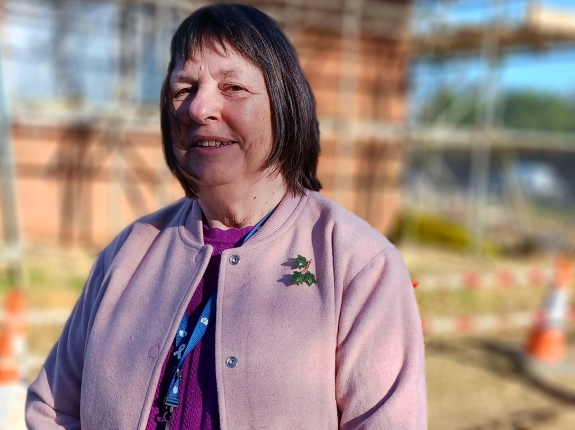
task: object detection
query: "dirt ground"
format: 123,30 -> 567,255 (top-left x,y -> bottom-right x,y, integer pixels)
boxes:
17,328 -> 575,430
426,331 -> 575,430
403,244 -> 575,429
5,244 -> 575,429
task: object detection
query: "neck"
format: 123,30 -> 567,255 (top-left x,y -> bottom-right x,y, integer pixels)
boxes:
197,174 -> 288,230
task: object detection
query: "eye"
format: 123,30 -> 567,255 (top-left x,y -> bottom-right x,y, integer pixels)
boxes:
224,84 -> 246,92
173,87 -> 194,98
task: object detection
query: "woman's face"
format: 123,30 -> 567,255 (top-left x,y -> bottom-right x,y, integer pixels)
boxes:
169,40 -> 274,191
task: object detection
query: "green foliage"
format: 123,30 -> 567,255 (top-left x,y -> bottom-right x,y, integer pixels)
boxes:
502,91 -> 575,132
421,87 -> 575,133
66,275 -> 87,292
0,265 -> 87,293
28,267 -> 49,289
394,211 -> 500,257
0,272 -> 10,293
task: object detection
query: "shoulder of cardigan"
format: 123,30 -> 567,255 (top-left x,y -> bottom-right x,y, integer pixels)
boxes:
178,191 -> 308,247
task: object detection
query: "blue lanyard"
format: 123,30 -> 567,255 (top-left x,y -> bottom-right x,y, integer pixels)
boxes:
163,207 -> 276,426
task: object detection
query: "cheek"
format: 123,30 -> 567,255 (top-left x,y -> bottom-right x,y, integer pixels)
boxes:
173,99 -> 191,124
260,109 -> 274,151
244,104 -> 273,143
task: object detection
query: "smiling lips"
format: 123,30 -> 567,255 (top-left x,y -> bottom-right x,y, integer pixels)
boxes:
194,140 -> 235,148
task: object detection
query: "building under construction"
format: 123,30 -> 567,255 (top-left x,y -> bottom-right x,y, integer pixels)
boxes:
2,0 -> 575,260
1,0 -> 411,254
409,1 -> 575,253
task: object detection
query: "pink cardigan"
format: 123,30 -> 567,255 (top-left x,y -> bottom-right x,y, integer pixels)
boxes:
26,191 -> 427,429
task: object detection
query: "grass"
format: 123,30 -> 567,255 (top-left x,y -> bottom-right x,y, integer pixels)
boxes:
0,247 -> 96,382
0,265 -> 89,295
414,286 -> 547,318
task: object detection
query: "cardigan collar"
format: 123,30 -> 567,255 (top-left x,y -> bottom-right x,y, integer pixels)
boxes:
179,190 -> 308,247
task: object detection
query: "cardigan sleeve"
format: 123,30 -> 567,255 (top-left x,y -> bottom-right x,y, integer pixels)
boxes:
25,252 -> 106,430
335,246 -> 427,430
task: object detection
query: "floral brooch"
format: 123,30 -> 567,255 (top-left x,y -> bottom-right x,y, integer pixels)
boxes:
291,255 -> 317,286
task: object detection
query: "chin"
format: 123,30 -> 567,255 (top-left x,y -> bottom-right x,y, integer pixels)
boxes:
189,173 -> 238,189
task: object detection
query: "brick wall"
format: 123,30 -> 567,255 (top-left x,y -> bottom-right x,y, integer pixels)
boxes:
6,1 -> 410,246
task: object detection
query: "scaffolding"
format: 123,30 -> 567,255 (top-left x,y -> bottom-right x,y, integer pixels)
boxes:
0,0 -> 413,264
406,0 -> 575,254
2,0 -> 575,268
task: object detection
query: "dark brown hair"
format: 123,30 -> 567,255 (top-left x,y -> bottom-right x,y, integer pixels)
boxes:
160,3 -> 322,198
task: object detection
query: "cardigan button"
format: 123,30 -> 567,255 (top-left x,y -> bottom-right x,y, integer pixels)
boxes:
226,356 -> 238,368
195,253 -> 203,263
229,255 -> 240,265
148,346 -> 159,358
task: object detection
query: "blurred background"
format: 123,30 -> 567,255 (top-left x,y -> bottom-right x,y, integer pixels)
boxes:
1,0 -> 575,428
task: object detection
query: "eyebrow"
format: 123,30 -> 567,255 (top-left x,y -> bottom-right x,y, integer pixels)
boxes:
170,68 -> 243,86
170,73 -> 194,85
219,69 -> 241,79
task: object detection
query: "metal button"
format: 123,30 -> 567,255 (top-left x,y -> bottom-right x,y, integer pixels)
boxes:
226,356 -> 238,368
229,255 -> 240,265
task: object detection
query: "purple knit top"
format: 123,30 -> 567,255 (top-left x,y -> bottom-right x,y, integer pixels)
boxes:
145,224 -> 253,430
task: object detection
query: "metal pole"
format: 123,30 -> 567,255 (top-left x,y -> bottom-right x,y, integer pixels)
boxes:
467,0 -> 502,257
404,0 -> 444,244
334,0 -> 362,208
154,1 -> 175,207
0,7 -> 24,288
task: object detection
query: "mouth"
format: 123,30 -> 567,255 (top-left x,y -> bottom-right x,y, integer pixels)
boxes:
193,140 -> 235,148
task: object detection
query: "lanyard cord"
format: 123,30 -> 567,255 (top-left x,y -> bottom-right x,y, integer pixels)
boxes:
163,207 -> 277,426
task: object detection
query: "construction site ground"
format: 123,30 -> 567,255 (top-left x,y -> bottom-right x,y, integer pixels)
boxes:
3,244 -> 575,430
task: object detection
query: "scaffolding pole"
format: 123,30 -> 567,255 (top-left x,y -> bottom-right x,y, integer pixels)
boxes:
334,0 -> 362,207
0,7 -> 24,287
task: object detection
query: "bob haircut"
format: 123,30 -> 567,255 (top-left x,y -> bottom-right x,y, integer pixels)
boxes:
160,3 -> 322,198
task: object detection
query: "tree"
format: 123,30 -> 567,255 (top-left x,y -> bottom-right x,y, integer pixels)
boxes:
419,88 -> 575,133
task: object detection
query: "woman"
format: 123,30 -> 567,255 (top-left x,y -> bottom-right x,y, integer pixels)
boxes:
26,4 -> 427,429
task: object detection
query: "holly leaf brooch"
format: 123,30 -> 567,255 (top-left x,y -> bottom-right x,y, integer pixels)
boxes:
292,255 -> 317,286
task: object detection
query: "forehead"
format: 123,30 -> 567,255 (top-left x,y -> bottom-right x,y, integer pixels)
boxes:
170,39 -> 263,82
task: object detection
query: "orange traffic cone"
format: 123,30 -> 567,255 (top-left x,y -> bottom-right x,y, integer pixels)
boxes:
525,256 -> 572,364
0,291 -> 26,384
0,326 -> 19,383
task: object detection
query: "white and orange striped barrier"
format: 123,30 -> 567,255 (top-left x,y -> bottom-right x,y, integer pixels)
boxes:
421,308 -> 575,337
415,266 -> 553,291
0,308 -> 71,326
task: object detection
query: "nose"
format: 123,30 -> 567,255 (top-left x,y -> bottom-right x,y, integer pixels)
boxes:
188,83 -> 221,124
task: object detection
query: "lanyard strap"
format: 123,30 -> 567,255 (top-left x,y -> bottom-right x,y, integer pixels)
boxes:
163,206 -> 276,422
240,208 -> 275,243
164,292 -> 216,410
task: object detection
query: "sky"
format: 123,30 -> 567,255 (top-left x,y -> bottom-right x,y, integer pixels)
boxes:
5,0 -> 575,104
444,0 -> 575,93
408,0 -> 575,120
502,49 -> 575,93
